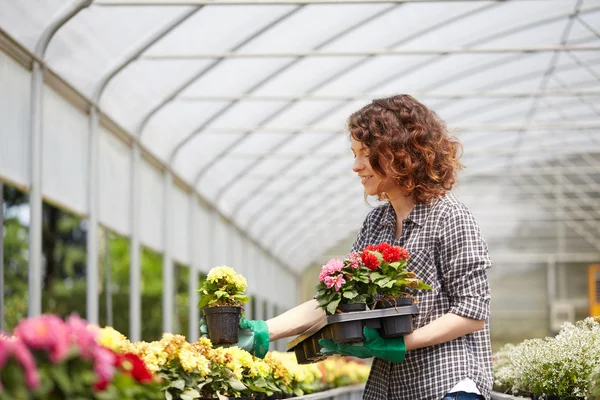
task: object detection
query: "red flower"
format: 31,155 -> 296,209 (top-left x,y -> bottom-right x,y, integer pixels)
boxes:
116,353 -> 154,383
398,247 -> 409,261
374,242 -> 392,254
362,251 -> 380,271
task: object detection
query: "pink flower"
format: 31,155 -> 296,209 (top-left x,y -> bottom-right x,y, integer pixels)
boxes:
14,315 -> 70,364
346,252 -> 362,269
319,259 -> 344,282
66,314 -> 97,359
324,274 -> 346,291
93,345 -> 116,390
11,338 -> 40,390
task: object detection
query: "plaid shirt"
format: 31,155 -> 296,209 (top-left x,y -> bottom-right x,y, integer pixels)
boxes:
351,192 -> 493,400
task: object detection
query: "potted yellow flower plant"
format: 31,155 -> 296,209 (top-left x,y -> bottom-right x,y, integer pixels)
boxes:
198,266 -> 250,345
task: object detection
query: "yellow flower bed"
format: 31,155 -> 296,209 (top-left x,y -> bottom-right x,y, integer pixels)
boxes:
97,326 -> 370,399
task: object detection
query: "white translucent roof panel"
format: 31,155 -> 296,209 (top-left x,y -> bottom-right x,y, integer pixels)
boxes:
228,133 -> 292,156
145,5 -> 296,56
238,4 -> 391,52
180,58 -> 295,96
0,0 -> 66,51
321,2 -> 490,52
48,6 -> 191,96
266,100 -> 345,127
271,132 -> 332,155
255,58 -> 363,96
174,132 -> 243,181
206,102 -> 290,129
5,0 -> 600,272
143,101 -> 230,161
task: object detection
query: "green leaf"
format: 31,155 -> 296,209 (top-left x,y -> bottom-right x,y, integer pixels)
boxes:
376,277 -> 391,287
370,272 -> 384,280
217,393 -> 229,400
228,378 -> 247,391
342,291 -> 358,299
389,262 -> 400,268
170,379 -> 186,391
180,388 -> 200,400
326,297 -> 341,315
50,364 -> 72,394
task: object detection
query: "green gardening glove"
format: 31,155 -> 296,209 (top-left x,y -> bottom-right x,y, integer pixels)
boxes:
200,317 -> 270,359
319,326 -> 406,363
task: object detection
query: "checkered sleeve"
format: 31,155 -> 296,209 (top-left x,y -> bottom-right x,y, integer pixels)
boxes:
439,205 -> 492,321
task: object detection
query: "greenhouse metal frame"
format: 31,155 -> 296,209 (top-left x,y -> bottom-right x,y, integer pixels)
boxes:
0,0 -> 599,343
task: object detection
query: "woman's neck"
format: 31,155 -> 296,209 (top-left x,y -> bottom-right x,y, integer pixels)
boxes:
387,191 -> 415,222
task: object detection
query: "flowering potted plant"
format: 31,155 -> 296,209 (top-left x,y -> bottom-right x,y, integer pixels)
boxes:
360,242 -> 432,309
316,243 -> 431,315
315,253 -> 371,316
0,314 -> 160,400
198,266 -> 250,345
313,243 -> 431,343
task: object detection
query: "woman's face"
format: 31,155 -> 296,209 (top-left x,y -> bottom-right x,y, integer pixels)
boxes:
351,137 -> 395,197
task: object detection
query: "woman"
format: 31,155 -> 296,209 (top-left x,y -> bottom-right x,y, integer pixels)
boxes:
202,94 -> 493,400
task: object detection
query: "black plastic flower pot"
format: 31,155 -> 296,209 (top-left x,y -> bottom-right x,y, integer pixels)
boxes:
294,343 -> 309,364
337,302 -> 367,313
380,314 -> 413,338
374,297 -> 413,309
330,320 -> 364,343
303,337 -> 320,360
320,326 -> 334,341
203,306 -> 242,345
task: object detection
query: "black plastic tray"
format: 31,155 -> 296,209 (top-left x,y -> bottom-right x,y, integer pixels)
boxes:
287,305 -> 419,364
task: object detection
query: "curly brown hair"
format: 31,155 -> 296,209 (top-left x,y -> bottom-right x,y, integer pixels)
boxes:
348,94 -> 464,204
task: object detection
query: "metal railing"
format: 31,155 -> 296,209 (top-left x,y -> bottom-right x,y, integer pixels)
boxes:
295,385 -> 365,400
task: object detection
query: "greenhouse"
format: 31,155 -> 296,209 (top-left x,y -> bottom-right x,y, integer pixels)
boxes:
0,0 -> 599,399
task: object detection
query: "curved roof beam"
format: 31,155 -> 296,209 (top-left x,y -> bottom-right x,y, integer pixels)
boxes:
144,45 -> 600,59
192,122 -> 600,134
185,4 -> 400,187
211,3 -> 498,209
575,14 -> 600,39
136,6 -> 303,141
226,3 -> 593,221
178,89 -> 600,102
96,0 -> 528,5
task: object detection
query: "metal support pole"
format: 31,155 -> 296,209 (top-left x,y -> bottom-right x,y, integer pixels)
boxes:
129,144 -> 142,342
0,181 -> 4,332
188,195 -> 199,342
105,229 -> 113,327
546,254 -> 556,326
28,60 -> 44,318
27,0 -> 92,319
86,106 -> 100,324
162,171 -> 174,333
555,158 -> 567,300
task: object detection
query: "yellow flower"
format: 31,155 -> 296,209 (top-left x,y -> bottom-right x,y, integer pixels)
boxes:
232,274 -> 247,292
97,326 -> 130,352
253,360 -> 271,378
207,266 -> 237,284
160,333 -> 187,361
